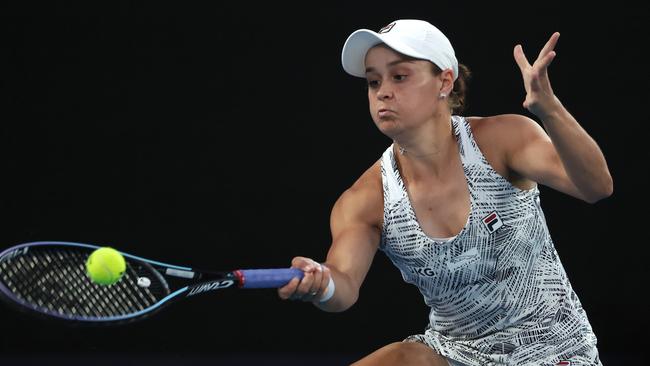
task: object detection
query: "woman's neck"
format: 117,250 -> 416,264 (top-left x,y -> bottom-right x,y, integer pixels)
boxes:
393,115 -> 457,180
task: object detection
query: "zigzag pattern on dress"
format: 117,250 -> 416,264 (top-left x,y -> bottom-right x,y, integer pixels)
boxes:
379,115 -> 601,366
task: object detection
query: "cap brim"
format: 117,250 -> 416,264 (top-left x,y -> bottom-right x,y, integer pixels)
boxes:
341,29 -> 430,78
341,29 -> 382,77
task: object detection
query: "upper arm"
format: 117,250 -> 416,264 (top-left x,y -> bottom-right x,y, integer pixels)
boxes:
325,168 -> 383,296
484,114 -> 587,200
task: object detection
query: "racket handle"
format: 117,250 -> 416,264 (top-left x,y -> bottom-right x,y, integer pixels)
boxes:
239,268 -> 304,289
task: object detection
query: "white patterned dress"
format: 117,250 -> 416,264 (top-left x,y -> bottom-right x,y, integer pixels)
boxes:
379,116 -> 602,366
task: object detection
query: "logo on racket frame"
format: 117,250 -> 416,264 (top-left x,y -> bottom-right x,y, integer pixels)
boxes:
187,280 -> 235,297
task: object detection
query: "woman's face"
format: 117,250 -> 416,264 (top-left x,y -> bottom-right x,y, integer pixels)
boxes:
364,45 -> 446,137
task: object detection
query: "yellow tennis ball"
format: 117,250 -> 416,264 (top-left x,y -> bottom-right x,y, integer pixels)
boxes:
86,247 -> 126,285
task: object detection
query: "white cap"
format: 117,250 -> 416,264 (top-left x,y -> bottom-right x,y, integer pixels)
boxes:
341,19 -> 458,80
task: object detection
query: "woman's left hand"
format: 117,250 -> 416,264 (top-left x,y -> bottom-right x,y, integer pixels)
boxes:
513,32 -> 561,118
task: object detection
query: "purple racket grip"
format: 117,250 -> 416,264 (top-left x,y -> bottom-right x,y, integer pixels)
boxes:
238,268 -> 304,289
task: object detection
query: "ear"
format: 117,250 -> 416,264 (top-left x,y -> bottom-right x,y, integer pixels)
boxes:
439,69 -> 455,95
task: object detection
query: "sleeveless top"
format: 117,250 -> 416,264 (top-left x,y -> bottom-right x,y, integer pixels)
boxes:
379,116 -> 601,365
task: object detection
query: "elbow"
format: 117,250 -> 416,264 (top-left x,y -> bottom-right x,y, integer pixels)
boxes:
328,291 -> 359,313
317,286 -> 359,313
320,298 -> 357,313
584,176 -> 614,204
346,291 -> 360,311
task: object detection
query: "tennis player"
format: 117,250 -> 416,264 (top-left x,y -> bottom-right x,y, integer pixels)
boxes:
278,19 -> 612,366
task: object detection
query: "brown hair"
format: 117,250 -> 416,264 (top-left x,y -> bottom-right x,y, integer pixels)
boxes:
432,63 -> 471,114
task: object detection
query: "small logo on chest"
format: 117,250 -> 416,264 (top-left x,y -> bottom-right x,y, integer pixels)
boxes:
482,211 -> 503,233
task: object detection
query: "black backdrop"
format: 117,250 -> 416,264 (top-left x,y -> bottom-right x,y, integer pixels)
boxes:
1,2 -> 648,364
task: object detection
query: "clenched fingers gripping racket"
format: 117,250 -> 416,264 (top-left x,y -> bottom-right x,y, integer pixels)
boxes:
0,242 -> 303,324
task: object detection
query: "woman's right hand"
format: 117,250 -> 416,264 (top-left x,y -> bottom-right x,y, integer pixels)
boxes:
277,256 -> 331,303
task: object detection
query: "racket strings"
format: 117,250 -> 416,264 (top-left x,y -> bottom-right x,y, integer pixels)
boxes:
0,247 -> 170,320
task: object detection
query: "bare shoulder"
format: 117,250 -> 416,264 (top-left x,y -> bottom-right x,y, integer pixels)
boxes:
467,114 -> 547,143
331,159 -> 383,230
466,114 -> 548,184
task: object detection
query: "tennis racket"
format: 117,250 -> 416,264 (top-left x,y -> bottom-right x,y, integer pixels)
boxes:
0,241 -> 303,325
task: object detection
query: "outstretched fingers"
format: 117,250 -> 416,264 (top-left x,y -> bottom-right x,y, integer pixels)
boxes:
514,32 -> 560,74
537,50 -> 557,75
513,33 -> 561,115
537,32 -> 560,61
513,44 -> 530,73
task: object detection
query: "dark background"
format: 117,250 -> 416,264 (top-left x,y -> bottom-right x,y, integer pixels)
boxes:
1,2 -> 648,365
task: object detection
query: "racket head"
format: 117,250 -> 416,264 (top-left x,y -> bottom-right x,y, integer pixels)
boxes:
0,242 -> 177,325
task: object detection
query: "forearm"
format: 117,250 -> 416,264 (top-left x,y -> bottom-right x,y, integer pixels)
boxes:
538,97 -> 613,202
313,264 -> 359,312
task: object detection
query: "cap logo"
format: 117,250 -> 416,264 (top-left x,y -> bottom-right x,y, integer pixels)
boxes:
378,22 -> 396,34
